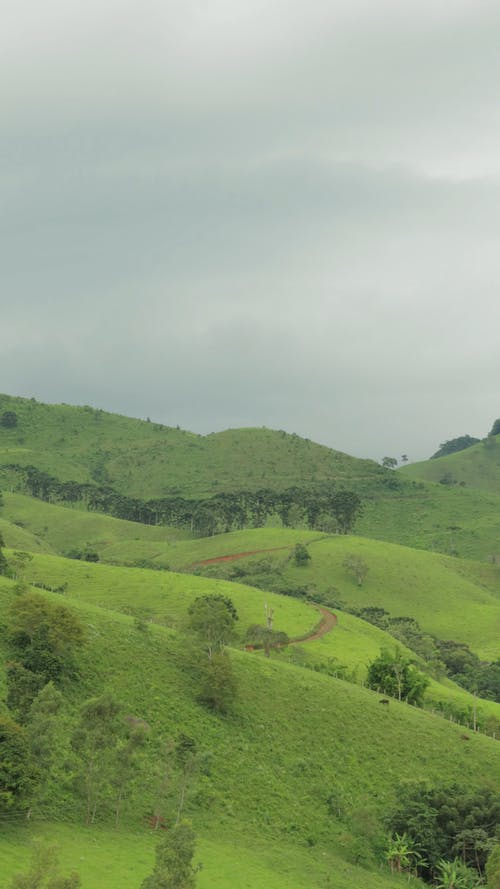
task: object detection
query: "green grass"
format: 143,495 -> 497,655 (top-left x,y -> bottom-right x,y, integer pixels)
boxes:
400,435 -> 500,495
0,394 -> 383,498
4,395 -> 500,562
0,492 -> 186,556
8,546 -> 500,730
0,823 -> 423,889
0,566 -> 498,887
201,533 -> 500,659
7,549 -> 319,641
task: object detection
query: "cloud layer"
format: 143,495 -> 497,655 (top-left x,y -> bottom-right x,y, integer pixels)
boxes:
2,1 -> 500,460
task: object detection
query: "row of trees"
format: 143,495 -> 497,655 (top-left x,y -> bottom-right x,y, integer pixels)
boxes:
3,464 -> 363,536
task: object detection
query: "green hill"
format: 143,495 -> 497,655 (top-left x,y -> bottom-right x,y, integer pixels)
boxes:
401,434 -> 500,495
0,393 -> 382,498
0,569 -> 498,888
1,393 -> 499,887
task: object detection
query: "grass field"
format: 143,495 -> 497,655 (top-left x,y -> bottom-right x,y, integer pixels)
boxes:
6,546 -> 499,732
0,822 -> 424,889
1,573 -> 498,888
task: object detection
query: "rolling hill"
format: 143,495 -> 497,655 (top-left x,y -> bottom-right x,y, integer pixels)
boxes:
0,567 -> 498,888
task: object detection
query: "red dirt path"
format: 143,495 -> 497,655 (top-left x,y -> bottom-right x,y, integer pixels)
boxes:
194,545 -> 291,566
192,547 -> 337,645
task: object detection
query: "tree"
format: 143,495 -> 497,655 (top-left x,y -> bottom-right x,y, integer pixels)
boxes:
0,530 -> 8,574
293,543 -> 311,566
488,419 -> 500,437
72,694 -> 125,824
8,839 -> 80,889
0,713 -> 32,813
387,783 -> 500,881
366,648 -> 429,705
245,624 -> 289,658
197,651 -> 238,713
187,595 -> 237,660
342,554 -> 369,586
6,660 -> 46,723
8,592 -> 85,683
431,436 -> 480,459
382,456 -> 398,470
141,820 -> 200,889
385,832 -> 423,875
112,716 -> 149,827
26,682 -> 71,818
1,410 -> 18,428
328,490 -> 363,534
435,858 -> 480,889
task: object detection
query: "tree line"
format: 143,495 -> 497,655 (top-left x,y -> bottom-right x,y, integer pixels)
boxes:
2,464 -> 362,535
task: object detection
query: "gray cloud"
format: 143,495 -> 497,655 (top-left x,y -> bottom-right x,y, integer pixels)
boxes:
2,1 -> 500,461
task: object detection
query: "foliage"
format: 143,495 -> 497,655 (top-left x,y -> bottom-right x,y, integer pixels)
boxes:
431,437 -> 480,460
436,640 -> 500,702
0,713 -> 32,812
196,650 -> 238,714
387,782 -> 500,881
366,648 -> 429,705
293,543 -> 311,566
342,554 -> 369,586
434,857 -> 482,888
6,660 -> 46,723
1,410 -> 18,428
384,832 -> 423,875
187,595 -> 237,659
26,682 -> 72,817
141,820 -> 199,889
245,624 -> 289,657
8,592 -> 85,683
488,420 -> 500,438
486,844 -> 500,888
382,457 -> 398,470
71,694 -> 130,824
0,529 -> 7,574
8,838 -> 80,889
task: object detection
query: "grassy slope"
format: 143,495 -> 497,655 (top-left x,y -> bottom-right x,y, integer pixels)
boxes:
0,823 -> 417,889
193,534 -> 500,659
0,393 -> 382,498
3,395 -> 500,561
2,493 -> 499,657
400,435 -> 500,494
8,547 -> 500,729
0,577 -> 498,889
358,481 -> 500,561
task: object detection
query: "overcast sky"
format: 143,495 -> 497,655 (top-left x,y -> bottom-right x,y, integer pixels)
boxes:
2,1 -> 500,462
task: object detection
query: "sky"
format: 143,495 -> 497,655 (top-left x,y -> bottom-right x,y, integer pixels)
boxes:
2,1 -> 500,462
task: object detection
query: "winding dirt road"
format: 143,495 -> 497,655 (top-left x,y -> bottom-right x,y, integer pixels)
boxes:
192,547 -> 337,646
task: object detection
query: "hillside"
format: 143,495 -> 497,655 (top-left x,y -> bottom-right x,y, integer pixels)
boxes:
1,395 -> 499,888
400,434 -> 500,495
5,546 -> 500,731
0,570 -> 498,888
0,393 -> 383,498
2,493 -> 500,660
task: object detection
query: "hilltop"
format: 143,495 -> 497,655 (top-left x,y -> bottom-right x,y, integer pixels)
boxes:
4,393 -> 500,562
0,393 -> 382,498
401,432 -> 500,496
